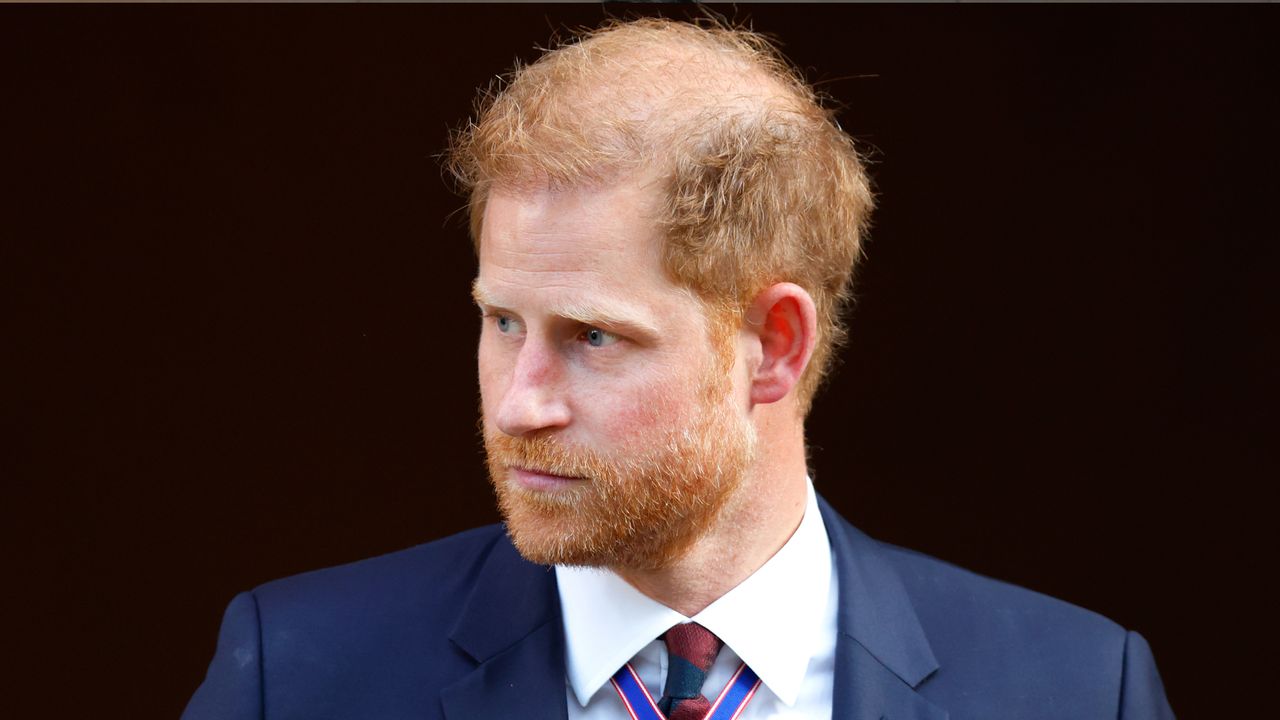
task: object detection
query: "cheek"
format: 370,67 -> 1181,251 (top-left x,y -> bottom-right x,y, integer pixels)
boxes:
586,368 -> 695,439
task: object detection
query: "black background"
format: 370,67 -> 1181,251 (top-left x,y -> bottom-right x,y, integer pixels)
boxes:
3,4 -> 1275,717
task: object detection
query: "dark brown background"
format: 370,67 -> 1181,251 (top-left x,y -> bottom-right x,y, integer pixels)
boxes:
3,4 -> 1275,717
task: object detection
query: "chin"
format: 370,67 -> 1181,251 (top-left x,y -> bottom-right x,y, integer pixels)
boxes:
497,487 -> 716,571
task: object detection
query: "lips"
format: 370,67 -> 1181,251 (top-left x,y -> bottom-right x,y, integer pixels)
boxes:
511,466 -> 585,491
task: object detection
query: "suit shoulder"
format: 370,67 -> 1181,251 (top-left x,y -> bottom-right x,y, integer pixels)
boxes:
867,538 -> 1171,716
250,524 -> 508,623
878,539 -> 1125,641
203,528 -> 517,714
872,538 -> 1136,710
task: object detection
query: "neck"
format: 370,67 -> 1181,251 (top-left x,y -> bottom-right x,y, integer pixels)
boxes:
613,413 -> 810,617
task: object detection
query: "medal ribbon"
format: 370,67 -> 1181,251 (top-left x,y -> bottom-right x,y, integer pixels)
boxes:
610,662 -> 762,720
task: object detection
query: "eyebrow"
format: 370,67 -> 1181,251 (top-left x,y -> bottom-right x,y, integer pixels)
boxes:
471,279 -> 661,340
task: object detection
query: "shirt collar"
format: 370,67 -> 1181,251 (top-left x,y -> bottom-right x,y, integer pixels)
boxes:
555,479 -> 833,707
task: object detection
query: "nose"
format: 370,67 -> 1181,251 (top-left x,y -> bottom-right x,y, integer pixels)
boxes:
493,339 -> 572,437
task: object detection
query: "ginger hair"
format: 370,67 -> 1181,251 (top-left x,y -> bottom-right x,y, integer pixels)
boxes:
447,17 -> 874,415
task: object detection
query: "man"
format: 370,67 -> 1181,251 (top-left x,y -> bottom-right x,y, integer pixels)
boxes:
184,18 -> 1173,719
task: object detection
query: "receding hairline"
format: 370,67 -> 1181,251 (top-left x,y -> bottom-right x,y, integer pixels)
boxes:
456,19 -> 812,192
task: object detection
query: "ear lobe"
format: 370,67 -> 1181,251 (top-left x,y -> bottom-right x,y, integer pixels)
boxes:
746,283 -> 818,406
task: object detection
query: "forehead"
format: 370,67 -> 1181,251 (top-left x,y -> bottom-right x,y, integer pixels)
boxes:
475,178 -> 691,313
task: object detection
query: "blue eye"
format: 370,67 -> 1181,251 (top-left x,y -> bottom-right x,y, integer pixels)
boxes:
583,328 -> 618,347
491,314 -> 523,335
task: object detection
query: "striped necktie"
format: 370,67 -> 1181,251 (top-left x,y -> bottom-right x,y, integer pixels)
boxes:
657,623 -> 724,720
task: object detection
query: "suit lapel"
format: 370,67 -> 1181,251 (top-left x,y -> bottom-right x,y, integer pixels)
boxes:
833,639 -> 948,720
820,497 -> 948,720
442,534 -> 568,720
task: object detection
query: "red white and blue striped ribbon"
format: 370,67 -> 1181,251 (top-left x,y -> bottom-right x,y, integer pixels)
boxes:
610,661 -> 762,720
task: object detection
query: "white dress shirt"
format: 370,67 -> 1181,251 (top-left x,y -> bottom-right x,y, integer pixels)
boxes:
556,479 -> 839,719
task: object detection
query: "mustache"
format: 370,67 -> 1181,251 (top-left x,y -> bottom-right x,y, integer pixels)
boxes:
484,432 -> 605,480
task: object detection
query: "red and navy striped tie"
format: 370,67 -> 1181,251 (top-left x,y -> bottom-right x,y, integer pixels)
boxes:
657,623 -> 724,720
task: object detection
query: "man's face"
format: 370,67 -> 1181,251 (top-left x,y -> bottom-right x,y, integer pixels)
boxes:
474,176 -> 756,571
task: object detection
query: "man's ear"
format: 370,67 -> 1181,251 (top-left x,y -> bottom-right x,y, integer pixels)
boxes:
744,283 -> 818,406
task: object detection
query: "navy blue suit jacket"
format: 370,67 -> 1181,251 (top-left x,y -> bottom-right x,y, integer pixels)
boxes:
184,497 -> 1174,719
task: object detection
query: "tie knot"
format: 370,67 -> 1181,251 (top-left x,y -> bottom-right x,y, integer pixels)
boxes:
662,622 -> 723,676
658,623 -> 724,718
